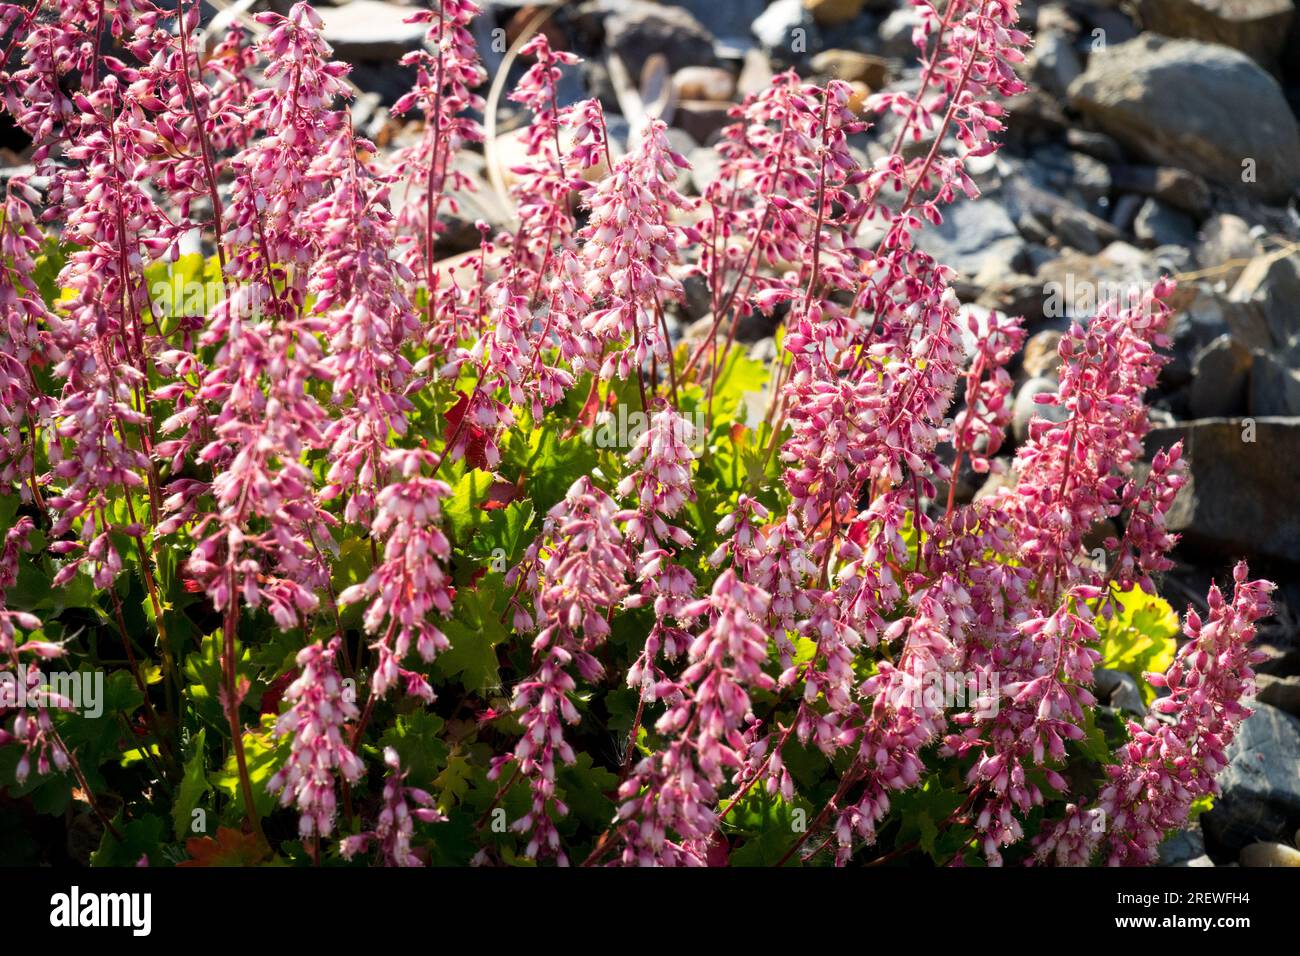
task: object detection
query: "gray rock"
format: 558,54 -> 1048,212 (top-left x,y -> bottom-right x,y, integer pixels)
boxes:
1067,129 -> 1124,163
317,0 -> 426,61
1067,35 -> 1300,201
753,0 -> 821,58
1013,377 -> 1068,442
913,198 -> 1025,278
878,6 -> 922,58
1076,6 -> 1140,45
1026,29 -> 1083,99
1036,242 -> 1163,322
1257,674 -> 1300,718
1159,825 -> 1206,865
1188,335 -> 1253,418
1109,165 -> 1211,220
976,273 -> 1051,325
1196,214 -> 1262,283
1028,144 -> 1112,207
1095,668 -> 1146,715
1228,250 -> 1300,361
1022,329 -> 1064,380
1003,175 -> 1121,252
1049,206 -> 1107,253
1239,841 -> 1300,866
1139,0 -> 1295,68
1250,351 -> 1300,416
1134,198 -> 1198,249
1147,418 -> 1300,563
607,1 -> 719,77
687,145 -> 724,195
660,0 -> 765,49
1202,703 -> 1300,853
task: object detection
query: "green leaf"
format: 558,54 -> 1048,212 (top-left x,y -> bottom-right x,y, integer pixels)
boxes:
1096,585 -> 1179,704
436,579 -> 509,693
172,729 -> 212,840
443,470 -> 496,545
92,815 -> 167,867
378,712 -> 448,790
433,753 -> 475,812
212,714 -> 287,822
890,778 -> 964,860
558,753 -> 617,829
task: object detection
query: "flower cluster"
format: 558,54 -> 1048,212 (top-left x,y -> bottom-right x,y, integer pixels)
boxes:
0,0 -> 1271,872
268,637 -> 363,839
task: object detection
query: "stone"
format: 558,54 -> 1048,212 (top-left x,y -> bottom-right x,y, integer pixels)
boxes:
606,1 -> 719,77
976,273 -> 1050,325
1196,214 -> 1261,283
672,100 -> 733,145
1002,175 -> 1122,252
878,6 -> 922,58
660,0 -> 766,48
1228,250 -> 1300,360
1035,242 -> 1163,323
1256,674 -> 1300,717
672,66 -> 736,102
1145,418 -> 1300,563
753,0 -> 820,58
843,81 -> 871,116
1022,330 -> 1064,380
1027,144 -> 1112,206
737,46 -> 775,97
1239,841 -> 1300,866
1202,704 -> 1300,853
1002,91 -> 1070,147
1067,35 -> 1300,200
317,0 -> 427,61
1012,377 -> 1068,442
1187,335 -> 1253,418
912,198 -> 1025,279
1066,129 -> 1125,164
809,49 -> 889,86
1257,644 -> 1300,677
1109,165 -> 1212,219
974,466 -> 1019,501
1249,351 -> 1300,416
804,0 -> 865,26
1025,29 -> 1082,99
1158,825 -> 1206,865
1139,0 -> 1295,67
1133,198 -> 1198,249
687,144 -> 724,194
1095,668 -> 1146,715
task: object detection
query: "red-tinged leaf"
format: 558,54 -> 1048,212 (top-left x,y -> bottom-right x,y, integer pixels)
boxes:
178,827 -> 269,867
260,668 -> 297,717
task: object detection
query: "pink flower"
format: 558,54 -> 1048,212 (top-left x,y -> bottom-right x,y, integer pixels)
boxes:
1033,564 -> 1274,866
340,747 -> 445,866
268,637 -> 364,839
338,450 -> 455,704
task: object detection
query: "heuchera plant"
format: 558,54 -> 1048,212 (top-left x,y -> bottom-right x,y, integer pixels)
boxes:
0,0 -> 1273,868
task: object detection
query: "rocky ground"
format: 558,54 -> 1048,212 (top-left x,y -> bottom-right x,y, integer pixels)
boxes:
4,0 -> 1299,866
